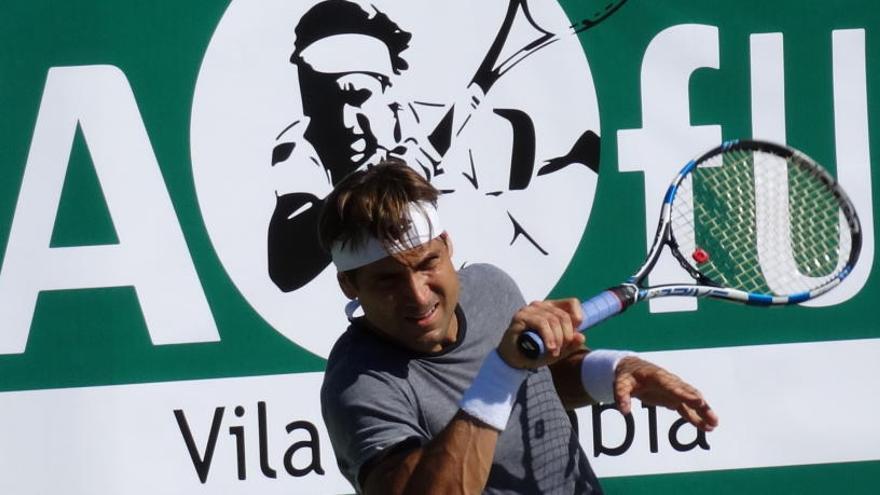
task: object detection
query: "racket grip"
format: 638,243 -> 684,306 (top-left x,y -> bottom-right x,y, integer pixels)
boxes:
516,289 -> 630,360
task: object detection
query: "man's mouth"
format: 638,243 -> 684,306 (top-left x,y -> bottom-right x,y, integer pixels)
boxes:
405,302 -> 440,326
346,113 -> 381,164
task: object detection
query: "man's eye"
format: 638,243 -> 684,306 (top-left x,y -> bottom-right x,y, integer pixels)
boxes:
342,86 -> 372,106
420,257 -> 440,271
374,276 -> 397,288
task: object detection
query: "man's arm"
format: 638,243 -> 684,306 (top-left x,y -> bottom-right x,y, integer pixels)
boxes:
549,349 -> 720,432
549,348 -> 592,409
362,299 -> 587,495
362,412 -> 499,495
613,356 -> 718,431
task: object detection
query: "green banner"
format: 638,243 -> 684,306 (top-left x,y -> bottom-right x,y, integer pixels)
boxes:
0,1 -> 877,493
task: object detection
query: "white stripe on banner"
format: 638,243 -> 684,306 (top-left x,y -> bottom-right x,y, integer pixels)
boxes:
1,338 -> 879,493
578,337 -> 880,477
0,372 -> 349,494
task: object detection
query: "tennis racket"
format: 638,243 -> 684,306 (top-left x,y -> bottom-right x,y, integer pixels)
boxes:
424,0 -> 629,158
517,139 -> 863,359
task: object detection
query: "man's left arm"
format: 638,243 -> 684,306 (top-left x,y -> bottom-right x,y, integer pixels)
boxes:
549,350 -> 719,432
549,348 -> 592,409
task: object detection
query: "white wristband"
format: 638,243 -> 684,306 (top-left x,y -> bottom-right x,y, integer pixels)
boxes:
459,350 -> 528,431
580,349 -> 638,404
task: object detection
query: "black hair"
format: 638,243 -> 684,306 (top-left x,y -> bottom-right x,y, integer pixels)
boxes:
291,0 -> 411,74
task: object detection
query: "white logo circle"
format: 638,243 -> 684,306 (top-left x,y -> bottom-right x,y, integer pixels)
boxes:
191,0 -> 601,357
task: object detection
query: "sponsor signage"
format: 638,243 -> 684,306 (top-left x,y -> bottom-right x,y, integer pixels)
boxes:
0,1 -> 877,493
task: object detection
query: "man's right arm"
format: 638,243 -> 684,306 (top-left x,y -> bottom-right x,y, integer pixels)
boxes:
362,412 -> 499,495
362,299 -> 587,495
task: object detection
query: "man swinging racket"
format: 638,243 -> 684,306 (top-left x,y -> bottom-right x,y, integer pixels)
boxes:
319,160 -> 719,494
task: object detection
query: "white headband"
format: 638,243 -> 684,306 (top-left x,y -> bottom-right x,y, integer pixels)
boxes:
299,34 -> 394,75
330,201 -> 443,271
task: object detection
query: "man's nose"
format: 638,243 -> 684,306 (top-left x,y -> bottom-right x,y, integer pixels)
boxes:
402,272 -> 431,306
342,104 -> 362,133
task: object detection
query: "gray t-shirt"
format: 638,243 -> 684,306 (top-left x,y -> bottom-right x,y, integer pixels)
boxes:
321,263 -> 601,494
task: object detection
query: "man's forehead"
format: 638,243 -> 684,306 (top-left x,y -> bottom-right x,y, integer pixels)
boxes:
364,238 -> 447,272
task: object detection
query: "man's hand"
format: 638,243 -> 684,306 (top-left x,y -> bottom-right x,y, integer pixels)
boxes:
496,299 -> 586,369
614,356 -> 719,432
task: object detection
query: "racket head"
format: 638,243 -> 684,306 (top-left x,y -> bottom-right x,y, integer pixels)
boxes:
488,0 -> 630,83
665,139 -> 861,304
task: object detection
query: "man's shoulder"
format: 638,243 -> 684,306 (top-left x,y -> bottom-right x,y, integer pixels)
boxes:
459,262 -> 519,290
324,326 -> 377,378
322,326 -> 408,398
457,263 -> 526,337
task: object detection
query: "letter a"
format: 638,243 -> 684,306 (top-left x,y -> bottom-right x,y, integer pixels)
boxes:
0,65 -> 219,354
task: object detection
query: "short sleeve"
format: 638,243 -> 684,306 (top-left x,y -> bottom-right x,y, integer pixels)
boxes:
321,369 -> 428,492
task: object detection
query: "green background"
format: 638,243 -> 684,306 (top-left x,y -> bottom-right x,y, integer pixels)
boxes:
0,0 -> 877,492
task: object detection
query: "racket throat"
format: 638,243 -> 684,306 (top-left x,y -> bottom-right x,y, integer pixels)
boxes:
611,284 -> 639,308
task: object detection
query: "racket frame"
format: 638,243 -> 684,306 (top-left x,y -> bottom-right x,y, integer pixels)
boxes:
426,0 -> 629,156
634,139 -> 862,306
516,139 -> 862,359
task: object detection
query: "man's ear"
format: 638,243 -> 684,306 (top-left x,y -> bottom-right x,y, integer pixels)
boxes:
337,271 -> 358,299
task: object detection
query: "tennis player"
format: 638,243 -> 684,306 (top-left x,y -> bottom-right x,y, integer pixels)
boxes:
319,160 -> 718,494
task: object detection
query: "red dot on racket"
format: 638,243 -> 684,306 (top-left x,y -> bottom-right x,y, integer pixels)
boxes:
692,248 -> 710,264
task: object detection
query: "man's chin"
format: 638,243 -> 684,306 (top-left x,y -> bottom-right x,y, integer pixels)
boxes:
411,326 -> 455,352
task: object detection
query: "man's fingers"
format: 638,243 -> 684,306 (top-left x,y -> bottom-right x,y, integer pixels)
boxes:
547,298 -> 584,330
695,402 -> 720,430
524,308 -> 562,356
677,403 -> 705,429
616,393 -> 633,415
648,384 -> 719,431
521,301 -> 578,357
614,374 -> 636,415
677,401 -> 718,432
499,298 -> 588,368
564,332 -> 586,353
682,391 -> 710,409
613,359 -> 719,431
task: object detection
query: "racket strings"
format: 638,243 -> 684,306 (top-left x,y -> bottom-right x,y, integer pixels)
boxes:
755,154 -> 851,294
786,164 -> 849,276
672,152 -> 767,292
671,149 -> 852,296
